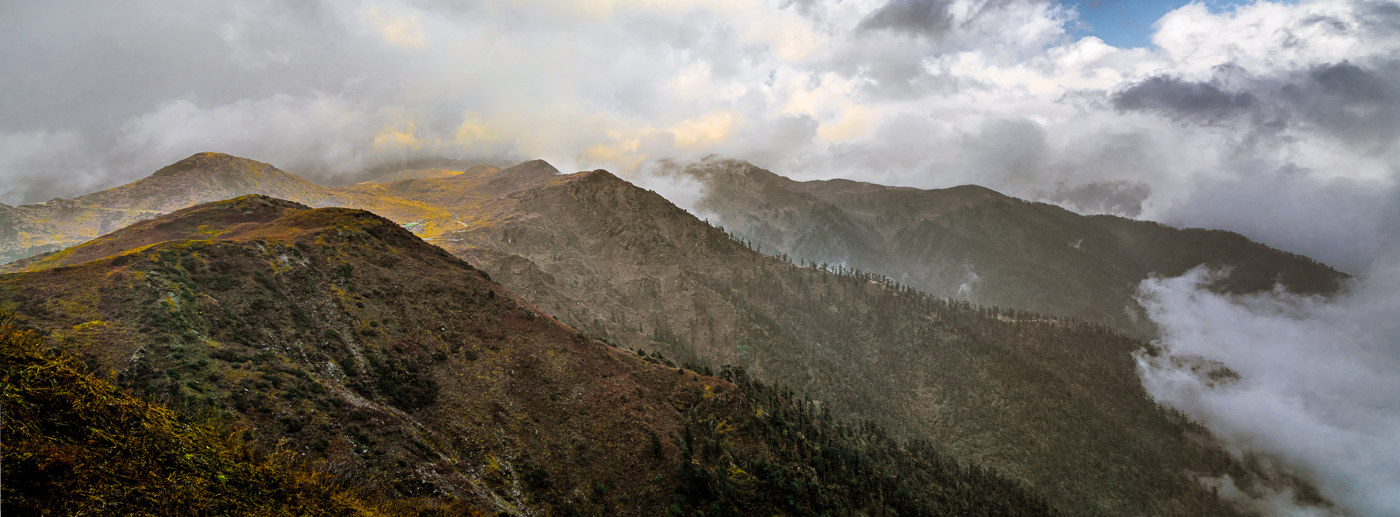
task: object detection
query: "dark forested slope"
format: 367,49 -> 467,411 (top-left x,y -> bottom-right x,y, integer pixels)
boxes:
422,168 -> 1311,516
675,157 -> 1346,338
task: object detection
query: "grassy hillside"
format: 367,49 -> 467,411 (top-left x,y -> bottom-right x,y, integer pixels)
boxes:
0,196 -> 1057,516
0,312 -> 400,517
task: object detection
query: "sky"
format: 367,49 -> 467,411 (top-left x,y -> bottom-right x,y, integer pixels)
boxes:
3,0 -> 1397,273
3,2 -> 1399,513
1069,0 -> 1196,48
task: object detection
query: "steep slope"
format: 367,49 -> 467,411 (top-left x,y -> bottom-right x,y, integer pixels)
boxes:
0,196 -> 1055,516
0,315 -> 395,516
416,169 -> 1312,516
3,153 -> 1338,514
677,157 -> 1347,337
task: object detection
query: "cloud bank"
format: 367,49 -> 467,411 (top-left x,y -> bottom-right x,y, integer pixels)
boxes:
1138,259 -> 1400,516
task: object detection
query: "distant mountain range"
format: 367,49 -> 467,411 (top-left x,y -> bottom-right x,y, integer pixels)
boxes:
0,152 -> 452,265
670,157 -> 1347,338
1,194 -> 1053,515
1,152 -> 1342,515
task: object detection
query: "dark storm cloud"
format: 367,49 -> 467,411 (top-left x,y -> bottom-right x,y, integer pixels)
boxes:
1358,0 -> 1400,31
1112,76 -> 1258,122
1306,62 -> 1395,103
1112,58 -> 1400,156
857,0 -> 955,36
1282,61 -> 1400,150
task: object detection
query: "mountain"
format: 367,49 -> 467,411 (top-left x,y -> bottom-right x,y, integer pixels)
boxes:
0,153 -> 449,266
360,167 -> 474,184
1,153 -> 1340,514
1,315 -> 393,516
0,195 -> 1056,516
672,157 -> 1347,338
382,166 -> 1312,515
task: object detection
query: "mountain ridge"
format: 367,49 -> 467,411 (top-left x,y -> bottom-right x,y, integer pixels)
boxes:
417,160 -> 1295,515
675,156 -> 1346,337
0,194 -> 1060,515
1,152 -> 1342,515
0,152 -> 460,266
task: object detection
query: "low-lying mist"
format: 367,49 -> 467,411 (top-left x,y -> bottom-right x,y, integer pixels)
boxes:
1136,256 -> 1400,516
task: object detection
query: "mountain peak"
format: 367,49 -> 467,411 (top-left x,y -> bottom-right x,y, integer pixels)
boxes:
506,159 -> 561,176
579,168 -> 622,184
150,152 -> 262,179
63,152 -> 336,216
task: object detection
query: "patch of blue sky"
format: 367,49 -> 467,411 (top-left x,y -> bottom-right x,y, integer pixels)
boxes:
1062,1 -> 1285,49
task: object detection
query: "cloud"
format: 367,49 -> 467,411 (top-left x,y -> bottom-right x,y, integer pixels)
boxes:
0,130 -> 101,205
858,0 -> 955,37
1282,61 -> 1400,151
1039,179 -> 1152,217
1160,167 -> 1398,275
1137,257 -> 1400,516
364,5 -> 427,49
1112,75 -> 1258,122
3,0 -> 1400,272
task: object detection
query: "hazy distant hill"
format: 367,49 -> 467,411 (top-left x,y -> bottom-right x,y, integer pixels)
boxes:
674,157 -> 1348,338
0,153 -> 450,266
0,195 -> 1055,515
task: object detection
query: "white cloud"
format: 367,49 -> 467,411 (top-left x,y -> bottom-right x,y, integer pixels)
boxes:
3,0 -> 1399,266
117,94 -> 378,176
1153,1 -> 1400,79
363,5 -> 427,50
1137,258 -> 1400,516
0,130 -> 100,205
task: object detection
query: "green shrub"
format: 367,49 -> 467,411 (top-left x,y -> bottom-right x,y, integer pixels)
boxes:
0,313 -> 388,516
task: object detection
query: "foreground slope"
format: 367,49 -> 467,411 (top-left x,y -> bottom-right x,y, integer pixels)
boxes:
675,158 -> 1347,337
0,315 -> 393,516
0,195 -> 1055,516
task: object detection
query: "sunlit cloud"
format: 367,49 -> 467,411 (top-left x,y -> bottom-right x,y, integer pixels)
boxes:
364,5 -> 427,49
3,0 -> 1398,272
